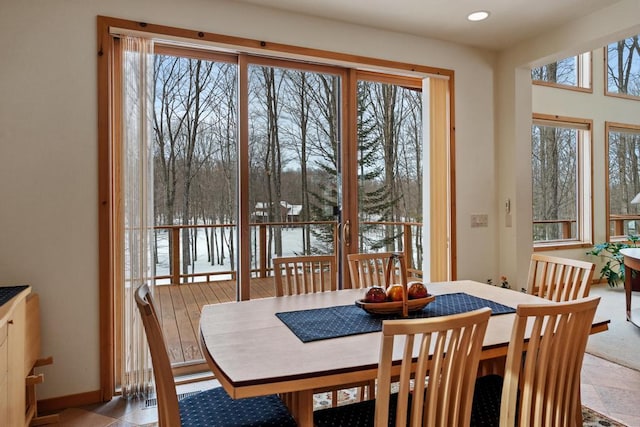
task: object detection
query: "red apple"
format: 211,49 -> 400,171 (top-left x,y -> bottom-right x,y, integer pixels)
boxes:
407,282 -> 428,299
364,286 -> 387,303
385,284 -> 405,302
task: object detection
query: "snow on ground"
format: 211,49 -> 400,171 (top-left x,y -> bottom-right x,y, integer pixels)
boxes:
153,226 -> 324,283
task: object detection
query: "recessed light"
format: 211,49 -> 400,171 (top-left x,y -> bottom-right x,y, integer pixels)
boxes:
467,11 -> 490,22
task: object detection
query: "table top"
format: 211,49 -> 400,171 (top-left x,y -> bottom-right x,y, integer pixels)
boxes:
620,248 -> 640,259
619,248 -> 640,272
199,280 -> 608,399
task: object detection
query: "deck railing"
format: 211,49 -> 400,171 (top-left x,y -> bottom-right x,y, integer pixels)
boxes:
152,220 -> 423,285
533,215 -> 640,242
609,214 -> 640,237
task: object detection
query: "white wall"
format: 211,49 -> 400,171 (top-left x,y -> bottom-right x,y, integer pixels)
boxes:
495,0 -> 640,289
0,0 -> 497,399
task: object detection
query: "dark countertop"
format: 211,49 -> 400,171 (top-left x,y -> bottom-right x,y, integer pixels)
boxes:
0,285 -> 29,307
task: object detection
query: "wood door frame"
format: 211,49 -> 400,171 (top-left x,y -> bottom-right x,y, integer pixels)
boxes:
97,15 -> 455,400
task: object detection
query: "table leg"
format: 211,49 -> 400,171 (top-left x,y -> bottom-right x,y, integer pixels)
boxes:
625,265 -> 632,321
282,390 -> 314,427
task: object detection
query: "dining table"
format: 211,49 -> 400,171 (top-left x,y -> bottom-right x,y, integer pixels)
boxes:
199,280 -> 609,426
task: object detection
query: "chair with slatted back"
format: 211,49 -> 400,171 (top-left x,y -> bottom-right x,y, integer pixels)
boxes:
272,254 -> 370,406
471,296 -> 600,427
347,252 -> 405,289
314,307 -> 492,427
526,254 -> 595,301
272,254 -> 337,296
134,284 -> 296,427
508,254 -> 595,414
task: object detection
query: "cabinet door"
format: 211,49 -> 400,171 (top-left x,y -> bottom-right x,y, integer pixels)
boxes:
0,322 -> 8,426
7,299 -> 26,427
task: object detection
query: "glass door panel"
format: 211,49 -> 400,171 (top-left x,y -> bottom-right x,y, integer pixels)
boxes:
247,62 -> 342,297
152,52 -> 238,287
355,77 -> 423,275
151,49 -> 238,369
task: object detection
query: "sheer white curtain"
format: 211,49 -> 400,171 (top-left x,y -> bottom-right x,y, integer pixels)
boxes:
121,35 -> 155,399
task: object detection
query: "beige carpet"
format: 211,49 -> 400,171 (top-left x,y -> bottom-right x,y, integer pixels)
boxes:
586,284 -> 640,372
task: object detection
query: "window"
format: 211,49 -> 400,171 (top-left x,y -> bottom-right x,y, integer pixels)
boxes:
531,114 -> 592,248
531,52 -> 591,91
606,35 -> 640,99
606,122 -> 640,239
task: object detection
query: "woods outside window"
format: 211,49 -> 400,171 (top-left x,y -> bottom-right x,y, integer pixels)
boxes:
531,114 -> 593,249
606,122 -> 640,239
532,52 -> 591,91
606,34 -> 640,99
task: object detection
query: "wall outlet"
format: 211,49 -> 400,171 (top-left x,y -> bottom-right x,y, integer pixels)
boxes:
471,214 -> 488,228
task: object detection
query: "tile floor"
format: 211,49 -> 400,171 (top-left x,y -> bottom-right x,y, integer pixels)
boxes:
45,352 -> 640,426
581,353 -> 640,427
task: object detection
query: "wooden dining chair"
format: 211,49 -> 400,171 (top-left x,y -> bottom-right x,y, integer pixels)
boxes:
347,252 -> 406,289
479,254 -> 595,378
134,284 -> 296,427
471,296 -> 600,427
526,254 -> 595,302
272,254 -> 337,296
314,307 -> 492,427
272,254 -> 370,406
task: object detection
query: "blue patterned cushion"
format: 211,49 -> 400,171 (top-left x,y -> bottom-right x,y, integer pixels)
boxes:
470,375 -> 503,427
313,393 -> 405,427
179,387 -> 296,427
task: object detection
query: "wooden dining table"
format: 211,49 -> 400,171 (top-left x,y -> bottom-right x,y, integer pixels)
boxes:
199,280 -> 609,426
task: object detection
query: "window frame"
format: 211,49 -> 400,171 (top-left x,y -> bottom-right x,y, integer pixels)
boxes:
532,52 -> 592,93
605,121 -> 640,241
531,113 -> 593,251
604,35 -> 640,101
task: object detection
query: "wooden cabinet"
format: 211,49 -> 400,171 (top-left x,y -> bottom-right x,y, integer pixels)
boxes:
0,285 -> 30,427
0,321 -> 9,427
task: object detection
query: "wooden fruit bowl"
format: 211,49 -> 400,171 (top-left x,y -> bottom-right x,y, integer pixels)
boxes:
355,294 -> 435,316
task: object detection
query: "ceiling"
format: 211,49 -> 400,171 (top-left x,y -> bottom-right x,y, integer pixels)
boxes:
229,0 -> 622,50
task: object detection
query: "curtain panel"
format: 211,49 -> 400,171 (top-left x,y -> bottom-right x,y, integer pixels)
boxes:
120,35 -> 155,399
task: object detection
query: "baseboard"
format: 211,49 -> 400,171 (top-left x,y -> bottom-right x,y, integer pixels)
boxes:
36,368 -> 213,414
37,390 -> 102,414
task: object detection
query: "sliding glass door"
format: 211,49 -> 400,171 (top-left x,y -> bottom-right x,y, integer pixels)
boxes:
246,59 -> 344,294
134,45 -> 431,372
354,73 -> 424,275
101,20 -> 451,389
152,48 -> 238,290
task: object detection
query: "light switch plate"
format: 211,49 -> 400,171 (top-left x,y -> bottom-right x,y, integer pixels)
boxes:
471,214 -> 488,228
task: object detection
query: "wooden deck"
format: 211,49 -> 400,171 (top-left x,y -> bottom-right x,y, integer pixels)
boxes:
154,277 -> 277,368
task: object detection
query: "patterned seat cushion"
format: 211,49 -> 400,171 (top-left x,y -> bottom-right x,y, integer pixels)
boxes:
179,387 -> 296,427
470,374 -> 503,427
313,393 -> 405,427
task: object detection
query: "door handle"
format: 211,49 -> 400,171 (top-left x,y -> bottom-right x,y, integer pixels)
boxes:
343,220 -> 351,247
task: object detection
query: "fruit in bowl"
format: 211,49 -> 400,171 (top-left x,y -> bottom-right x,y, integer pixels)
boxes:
363,286 -> 387,303
407,282 -> 428,299
385,284 -> 405,301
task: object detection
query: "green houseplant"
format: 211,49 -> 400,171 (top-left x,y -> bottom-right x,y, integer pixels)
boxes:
587,235 -> 640,287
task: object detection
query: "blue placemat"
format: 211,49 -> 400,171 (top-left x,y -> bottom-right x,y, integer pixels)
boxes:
0,285 -> 29,307
275,292 -> 515,343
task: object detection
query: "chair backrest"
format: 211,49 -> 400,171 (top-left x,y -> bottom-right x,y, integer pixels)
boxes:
273,254 -> 337,296
526,254 -> 595,301
375,307 -> 491,427
135,284 -> 181,427
499,296 -> 600,427
347,252 -> 405,289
